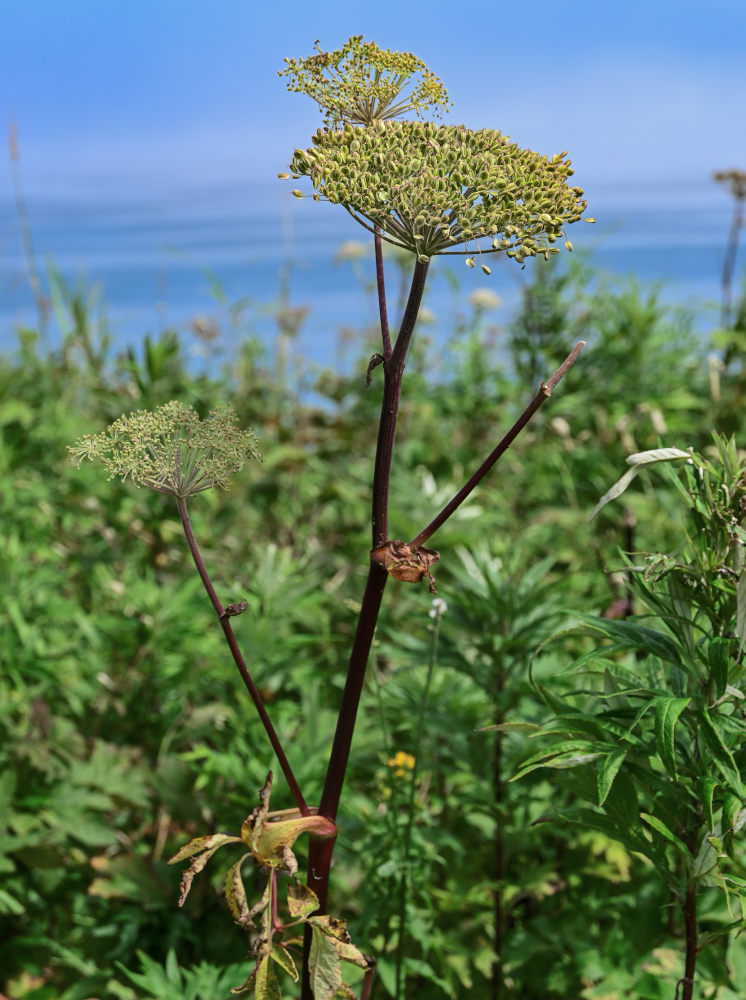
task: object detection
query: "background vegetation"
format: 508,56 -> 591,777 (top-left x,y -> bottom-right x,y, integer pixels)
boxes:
2,245 -> 745,998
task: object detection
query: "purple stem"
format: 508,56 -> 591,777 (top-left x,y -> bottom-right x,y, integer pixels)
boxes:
175,495 -> 309,816
374,226 -> 392,361
410,341 -> 586,548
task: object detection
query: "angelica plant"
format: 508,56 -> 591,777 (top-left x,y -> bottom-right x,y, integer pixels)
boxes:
73,36 -> 592,1000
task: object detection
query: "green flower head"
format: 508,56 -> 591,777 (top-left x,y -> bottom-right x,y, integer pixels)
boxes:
69,401 -> 261,498
289,121 -> 589,266
279,35 -> 451,127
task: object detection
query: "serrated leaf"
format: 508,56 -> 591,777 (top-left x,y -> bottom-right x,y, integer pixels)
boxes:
255,954 -> 281,1000
309,916 -> 371,970
597,748 -> 628,806
332,984 -> 359,1000
168,833 -> 241,866
309,924 -> 343,1000
225,853 -> 252,926
640,812 -> 692,856
287,880 -> 319,919
654,696 -> 690,779
271,941 -> 298,981
230,967 -> 256,995
168,833 -> 243,907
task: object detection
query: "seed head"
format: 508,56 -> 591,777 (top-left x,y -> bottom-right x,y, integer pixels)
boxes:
69,401 -> 261,498
289,121 -> 588,267
279,35 -> 451,127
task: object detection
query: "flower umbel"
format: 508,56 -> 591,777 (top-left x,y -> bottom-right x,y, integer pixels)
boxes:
280,35 -> 450,127
290,121 -> 588,266
69,401 -> 261,497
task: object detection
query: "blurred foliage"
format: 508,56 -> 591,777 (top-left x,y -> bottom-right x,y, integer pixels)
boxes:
1,251 -> 745,999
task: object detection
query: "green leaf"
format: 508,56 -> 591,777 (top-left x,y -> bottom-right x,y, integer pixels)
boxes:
698,776 -> 720,832
689,833 -> 719,882
270,942 -> 298,982
309,924 -> 343,1000
738,570 -> 746,662
698,709 -> 746,797
255,954 -> 281,1000
709,637 -> 731,698
640,812 -> 692,857
597,748 -> 628,806
590,448 -> 691,519
512,740 -> 602,781
722,793 -> 744,857
590,465 -> 642,520
602,772 -> 639,829
576,616 -> 684,668
653,696 -> 690,779
478,721 -> 540,733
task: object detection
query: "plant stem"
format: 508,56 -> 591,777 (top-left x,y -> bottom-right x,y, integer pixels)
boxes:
372,257 -> 429,547
374,226 -> 392,361
302,256 -> 429,1000
680,885 -> 698,1000
175,496 -> 309,816
410,340 -> 586,548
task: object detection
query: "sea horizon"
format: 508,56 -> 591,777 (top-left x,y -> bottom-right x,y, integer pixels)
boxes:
0,175 -> 738,370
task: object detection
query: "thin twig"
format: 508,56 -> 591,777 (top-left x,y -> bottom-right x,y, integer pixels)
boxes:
176,496 -> 309,816
410,341 -> 586,548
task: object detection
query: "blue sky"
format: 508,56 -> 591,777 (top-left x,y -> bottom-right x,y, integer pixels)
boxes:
1,0 -> 745,209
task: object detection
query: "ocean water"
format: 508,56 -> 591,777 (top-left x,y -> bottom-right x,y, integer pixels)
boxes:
0,178 -> 736,370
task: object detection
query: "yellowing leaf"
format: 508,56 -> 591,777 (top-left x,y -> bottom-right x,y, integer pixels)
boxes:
225,853 -> 252,926
255,954 -> 282,1000
287,880 -> 320,919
